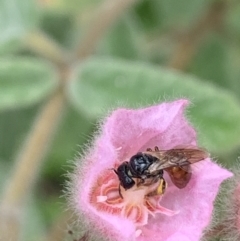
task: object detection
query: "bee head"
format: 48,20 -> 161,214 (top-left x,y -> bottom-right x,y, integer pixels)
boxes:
113,162 -> 135,190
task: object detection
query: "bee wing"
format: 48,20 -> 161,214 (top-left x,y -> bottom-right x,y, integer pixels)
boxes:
145,145 -> 208,174
165,146 -> 208,164
163,147 -> 208,188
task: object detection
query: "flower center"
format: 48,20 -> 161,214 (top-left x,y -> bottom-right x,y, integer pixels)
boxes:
89,169 -> 178,228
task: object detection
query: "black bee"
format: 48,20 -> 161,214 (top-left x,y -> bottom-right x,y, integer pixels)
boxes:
114,145 -> 208,195
113,153 -> 160,190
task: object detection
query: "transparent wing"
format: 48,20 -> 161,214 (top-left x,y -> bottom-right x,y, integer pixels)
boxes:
144,145 -> 208,173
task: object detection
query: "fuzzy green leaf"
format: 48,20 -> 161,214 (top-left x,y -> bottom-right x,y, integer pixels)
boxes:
68,57 -> 240,153
98,16 -> 142,60
0,0 -> 38,54
0,58 -> 57,111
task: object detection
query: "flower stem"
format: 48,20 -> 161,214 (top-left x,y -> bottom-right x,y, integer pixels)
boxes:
0,88 -> 66,240
25,30 -> 68,66
73,0 -> 137,61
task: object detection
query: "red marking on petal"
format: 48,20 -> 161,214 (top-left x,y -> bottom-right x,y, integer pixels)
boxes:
154,205 -> 179,216
89,167 -> 177,227
89,171 -> 124,216
144,196 -> 162,211
123,204 -> 148,225
125,205 -> 141,221
95,202 -> 122,215
145,198 -> 157,212
104,186 -> 123,205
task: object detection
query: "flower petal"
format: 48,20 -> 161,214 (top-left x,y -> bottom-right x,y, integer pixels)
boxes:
166,233 -> 192,241
139,159 -> 233,241
145,197 -> 179,216
104,99 -> 192,160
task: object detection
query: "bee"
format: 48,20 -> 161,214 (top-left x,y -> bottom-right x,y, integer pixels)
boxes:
114,145 -> 208,196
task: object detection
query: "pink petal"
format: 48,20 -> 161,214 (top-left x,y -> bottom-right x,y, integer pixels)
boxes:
166,233 -> 192,241
145,197 -> 178,216
103,99 -> 192,160
138,159 -> 233,241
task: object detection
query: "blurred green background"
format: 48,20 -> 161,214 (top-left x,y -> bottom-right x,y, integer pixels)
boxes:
1,0 -> 240,240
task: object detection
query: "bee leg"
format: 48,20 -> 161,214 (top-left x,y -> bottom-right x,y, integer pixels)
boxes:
118,184 -> 123,199
146,148 -> 152,152
146,177 -> 167,197
154,146 -> 159,151
136,177 -> 146,187
150,175 -> 159,184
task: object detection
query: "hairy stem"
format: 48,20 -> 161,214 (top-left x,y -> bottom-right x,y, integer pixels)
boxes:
73,0 -> 137,61
202,224 -> 226,240
25,31 -> 68,66
0,88 -> 66,240
168,0 -> 226,70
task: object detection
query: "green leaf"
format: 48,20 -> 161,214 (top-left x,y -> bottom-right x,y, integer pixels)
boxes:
189,34 -> 228,88
134,0 -> 211,31
158,0 -> 211,28
0,57 -> 57,111
189,34 -> 240,101
55,0 -> 102,14
98,15 -> 142,60
68,57 -> 240,154
225,44 -> 240,99
39,10 -> 75,48
226,3 -> 240,38
0,0 -> 39,54
134,0 -> 163,30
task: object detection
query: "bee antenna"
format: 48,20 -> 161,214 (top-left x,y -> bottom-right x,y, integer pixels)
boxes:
109,168 -> 118,175
118,184 -> 123,199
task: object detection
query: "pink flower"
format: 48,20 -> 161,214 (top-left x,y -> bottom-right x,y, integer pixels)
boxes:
70,99 -> 232,241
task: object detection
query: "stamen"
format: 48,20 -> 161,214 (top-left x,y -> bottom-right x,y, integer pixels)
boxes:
91,169 -> 177,227
97,195 -> 108,202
